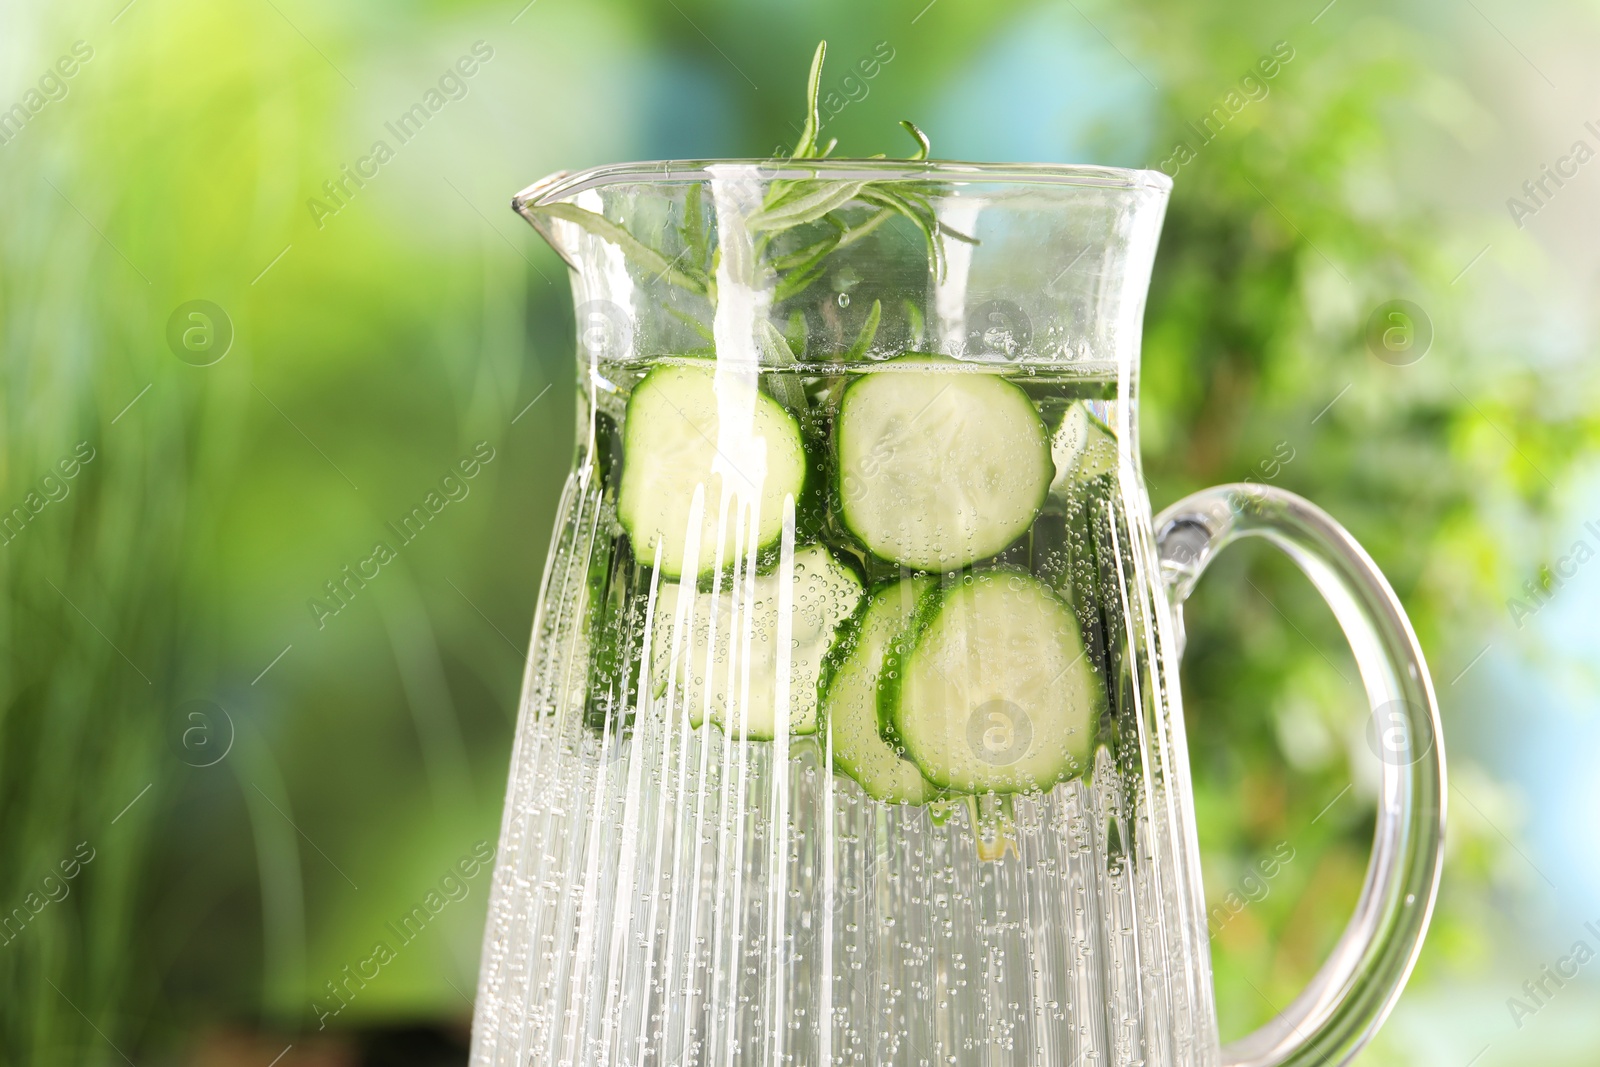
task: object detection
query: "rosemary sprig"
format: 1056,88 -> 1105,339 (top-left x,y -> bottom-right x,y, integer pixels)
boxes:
524,39 -> 974,318
749,43 -> 968,296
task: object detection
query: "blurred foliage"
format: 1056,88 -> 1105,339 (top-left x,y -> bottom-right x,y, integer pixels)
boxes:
1125,2 -> 1600,1054
1,0 -> 1596,1064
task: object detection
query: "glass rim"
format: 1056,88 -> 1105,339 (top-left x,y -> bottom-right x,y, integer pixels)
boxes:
513,158 -> 1173,213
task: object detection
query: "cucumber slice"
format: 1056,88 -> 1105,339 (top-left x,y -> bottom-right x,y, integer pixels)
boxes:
1048,404 -> 1089,494
819,577 -> 942,804
1049,404 -> 1119,499
835,356 -> 1052,571
620,363 -> 807,579
888,571 -> 1098,794
650,544 -> 862,739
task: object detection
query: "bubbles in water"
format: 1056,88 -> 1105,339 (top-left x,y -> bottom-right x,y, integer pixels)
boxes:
837,292 -> 850,308
475,365 -> 1200,1067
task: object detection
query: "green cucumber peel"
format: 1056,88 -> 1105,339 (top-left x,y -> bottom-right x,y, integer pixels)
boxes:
873,575 -> 948,747
820,574 -> 944,804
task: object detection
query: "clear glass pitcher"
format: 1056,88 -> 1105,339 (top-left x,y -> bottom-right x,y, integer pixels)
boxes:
470,160 -> 1445,1067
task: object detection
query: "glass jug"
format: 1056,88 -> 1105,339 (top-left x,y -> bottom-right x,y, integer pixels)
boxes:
470,160 -> 1445,1067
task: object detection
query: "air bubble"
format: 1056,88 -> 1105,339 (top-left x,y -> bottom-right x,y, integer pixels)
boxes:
837,292 -> 850,308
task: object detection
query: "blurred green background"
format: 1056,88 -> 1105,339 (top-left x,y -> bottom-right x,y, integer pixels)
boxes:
3,0 -> 1598,1063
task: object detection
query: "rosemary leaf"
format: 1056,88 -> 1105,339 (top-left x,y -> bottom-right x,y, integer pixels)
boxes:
532,202 -> 709,295
888,183 -> 979,244
750,180 -> 868,232
844,299 -> 882,361
790,42 -> 828,159
681,187 -> 709,267
770,231 -> 842,272
835,208 -> 893,250
756,318 -> 810,412
666,305 -> 715,342
773,261 -> 830,304
784,308 -> 809,358
900,120 -> 931,161
858,187 -> 946,280
904,299 -> 926,348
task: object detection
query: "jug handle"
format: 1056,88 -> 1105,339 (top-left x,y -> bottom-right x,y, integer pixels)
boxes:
1154,484 -> 1446,1067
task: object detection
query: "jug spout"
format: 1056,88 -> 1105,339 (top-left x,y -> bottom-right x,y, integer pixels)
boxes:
511,169 -> 576,267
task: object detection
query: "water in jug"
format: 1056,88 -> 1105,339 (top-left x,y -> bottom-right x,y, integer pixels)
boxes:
469,158 -> 1445,1067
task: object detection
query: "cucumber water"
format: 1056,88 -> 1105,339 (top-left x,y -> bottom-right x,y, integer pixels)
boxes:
477,53 -> 1214,1067
589,354 -> 1120,803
